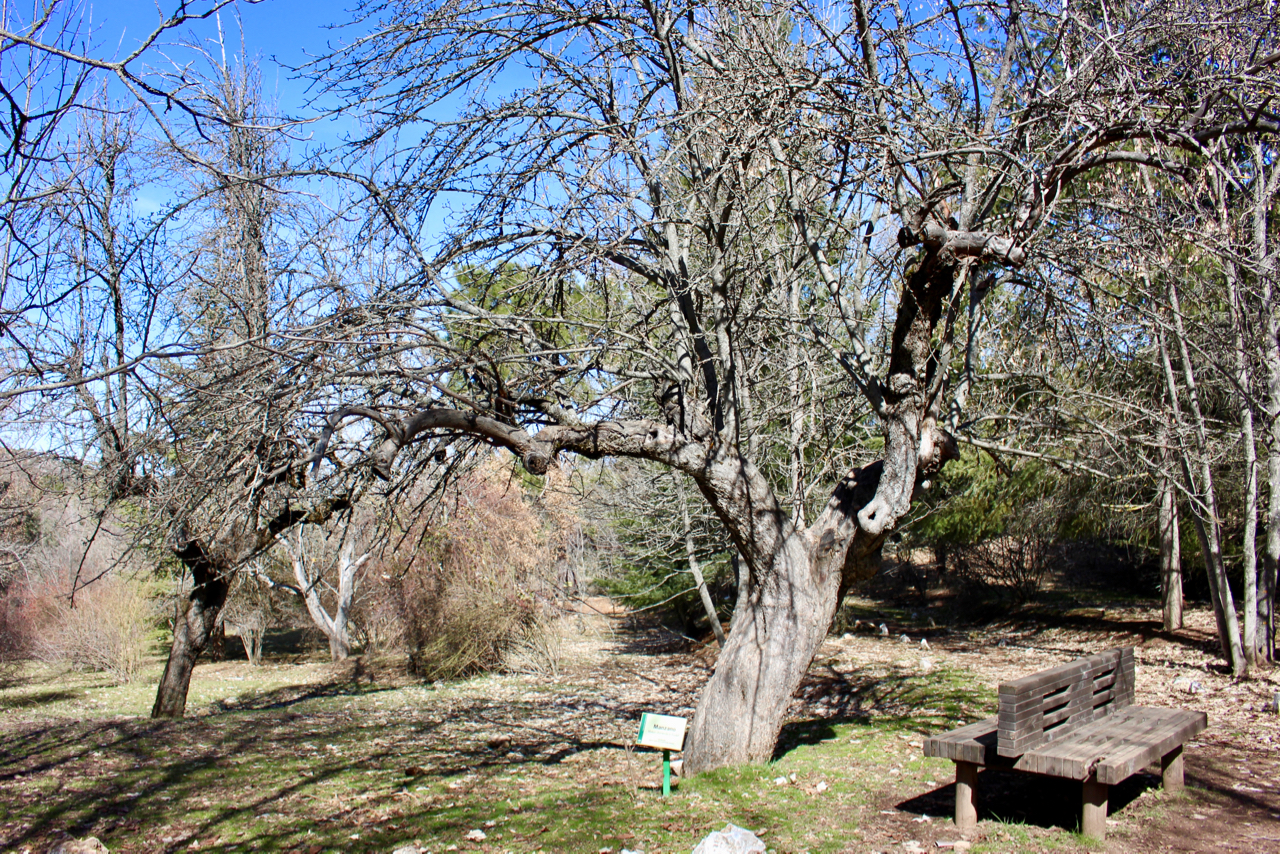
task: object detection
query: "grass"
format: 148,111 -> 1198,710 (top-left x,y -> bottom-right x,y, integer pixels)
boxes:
0,630 -> 1190,854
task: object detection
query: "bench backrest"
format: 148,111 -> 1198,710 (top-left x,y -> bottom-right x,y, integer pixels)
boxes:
996,647 -> 1135,757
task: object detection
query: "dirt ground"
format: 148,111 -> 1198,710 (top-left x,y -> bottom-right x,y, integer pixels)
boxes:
4,598 -> 1280,853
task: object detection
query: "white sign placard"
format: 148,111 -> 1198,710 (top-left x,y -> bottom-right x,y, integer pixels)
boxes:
636,712 -> 687,751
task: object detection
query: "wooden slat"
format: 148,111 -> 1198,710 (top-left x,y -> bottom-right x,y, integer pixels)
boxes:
996,648 -> 1135,757
999,658 -> 1094,698
1095,709 -> 1207,785
1012,706 -> 1207,782
924,717 -> 999,765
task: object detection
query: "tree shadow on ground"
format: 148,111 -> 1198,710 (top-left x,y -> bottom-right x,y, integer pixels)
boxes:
0,688 -> 82,710
0,688 -> 658,854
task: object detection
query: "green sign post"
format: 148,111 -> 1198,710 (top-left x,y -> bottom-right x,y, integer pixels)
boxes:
636,713 -> 687,796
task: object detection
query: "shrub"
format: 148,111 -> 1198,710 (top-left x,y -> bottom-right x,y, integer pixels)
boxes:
949,535 -> 1055,604
387,459 -> 555,680
31,573 -> 163,684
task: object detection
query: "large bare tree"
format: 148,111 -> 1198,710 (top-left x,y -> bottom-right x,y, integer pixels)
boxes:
300,0 -> 1280,770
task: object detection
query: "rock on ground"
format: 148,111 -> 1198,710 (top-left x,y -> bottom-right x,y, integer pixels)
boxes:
690,823 -> 766,854
47,839 -> 108,854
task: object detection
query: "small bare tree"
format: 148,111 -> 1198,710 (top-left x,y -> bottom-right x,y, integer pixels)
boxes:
273,527 -> 370,662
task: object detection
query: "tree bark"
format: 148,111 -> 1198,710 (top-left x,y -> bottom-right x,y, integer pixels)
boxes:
677,475 -> 726,647
684,253 -> 959,773
1157,294 -> 1247,675
1227,259 -> 1261,668
152,541 -> 229,718
283,533 -> 366,663
1159,472 -> 1183,631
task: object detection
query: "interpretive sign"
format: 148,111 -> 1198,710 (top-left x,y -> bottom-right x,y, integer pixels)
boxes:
637,712 -> 687,751
637,713 -> 686,797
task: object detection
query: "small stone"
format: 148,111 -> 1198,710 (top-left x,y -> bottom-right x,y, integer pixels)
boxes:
464,828 -> 486,841
392,846 -> 422,854
900,634 -> 911,643
483,819 -> 497,828
773,776 -> 788,785
815,781 -> 829,793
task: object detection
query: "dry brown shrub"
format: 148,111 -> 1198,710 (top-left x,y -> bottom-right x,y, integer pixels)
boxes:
950,535 -> 1054,604
28,572 -> 163,683
388,458 -> 556,680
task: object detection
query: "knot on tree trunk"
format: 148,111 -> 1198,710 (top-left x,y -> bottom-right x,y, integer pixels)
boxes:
523,449 -> 553,475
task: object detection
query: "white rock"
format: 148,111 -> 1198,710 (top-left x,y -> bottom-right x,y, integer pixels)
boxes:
47,840 -> 108,854
464,829 -> 487,842
690,824 -> 766,854
815,781 -> 829,793
773,775 -> 788,785
391,846 -> 422,854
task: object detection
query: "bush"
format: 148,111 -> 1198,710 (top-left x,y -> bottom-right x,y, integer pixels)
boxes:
949,535 -> 1054,604
397,574 -> 538,679
386,460 -> 555,680
30,574 -> 163,684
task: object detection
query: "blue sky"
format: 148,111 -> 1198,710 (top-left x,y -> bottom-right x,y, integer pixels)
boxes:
89,0 -> 357,117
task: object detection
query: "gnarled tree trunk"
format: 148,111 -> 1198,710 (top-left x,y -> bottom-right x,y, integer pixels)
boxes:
685,253 -> 962,773
152,542 -> 229,718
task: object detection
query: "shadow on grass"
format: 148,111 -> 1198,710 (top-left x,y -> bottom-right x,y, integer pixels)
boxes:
772,666 -> 991,762
0,671 -> 677,854
0,688 -> 83,710
894,768 -> 1161,833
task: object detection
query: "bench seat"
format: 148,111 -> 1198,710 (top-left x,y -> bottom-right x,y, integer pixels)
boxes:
920,648 -> 1207,839
924,705 -> 1206,781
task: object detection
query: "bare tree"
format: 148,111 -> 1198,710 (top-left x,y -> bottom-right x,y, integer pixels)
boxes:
303,0 -> 1280,769
272,524 -> 370,662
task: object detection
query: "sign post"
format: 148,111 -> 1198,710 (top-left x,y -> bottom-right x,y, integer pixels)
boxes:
636,712 -> 686,797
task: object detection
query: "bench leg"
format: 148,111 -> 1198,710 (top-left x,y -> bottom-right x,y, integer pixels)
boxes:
1082,776 -> 1108,839
954,761 -> 978,834
1162,744 -> 1185,794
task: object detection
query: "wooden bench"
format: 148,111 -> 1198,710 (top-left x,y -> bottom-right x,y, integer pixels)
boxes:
922,648 -> 1206,839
